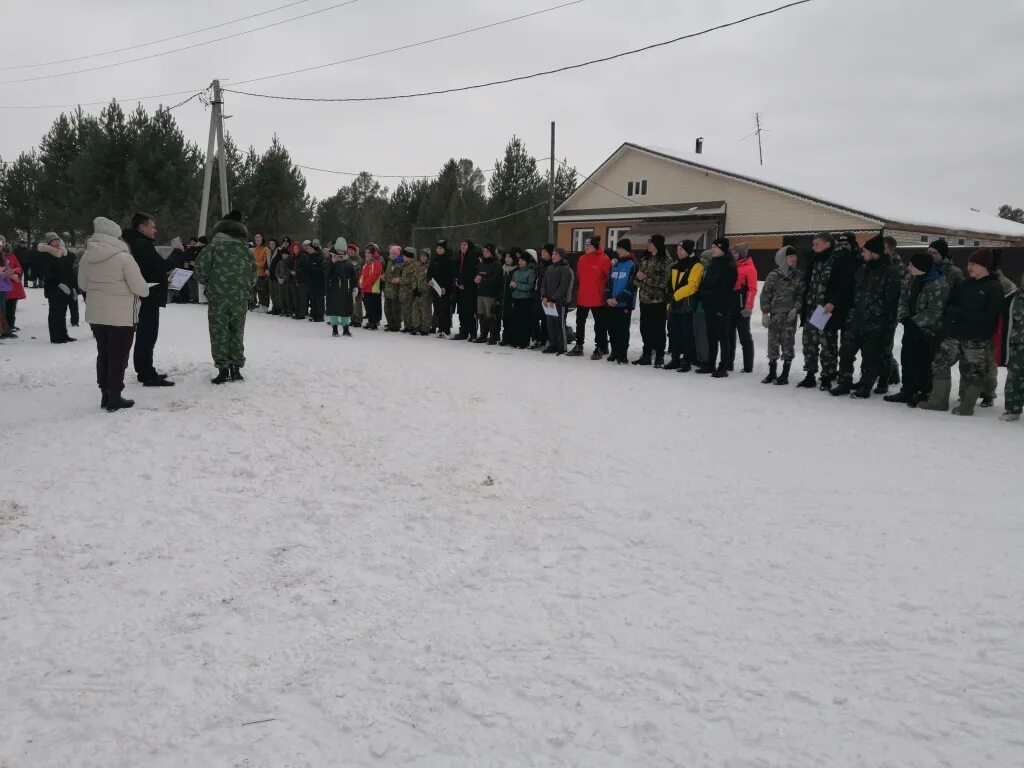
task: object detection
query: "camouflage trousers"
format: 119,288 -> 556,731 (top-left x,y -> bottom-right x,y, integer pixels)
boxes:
384,296 -> 403,330
802,324 -> 839,379
208,300 -> 247,368
838,326 -> 889,388
401,291 -> 415,329
766,317 -> 797,362
931,338 -> 990,388
958,345 -> 999,401
1004,345 -> 1023,413
411,294 -> 432,333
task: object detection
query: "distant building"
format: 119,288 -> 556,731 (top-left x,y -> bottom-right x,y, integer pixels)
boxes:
554,142 -> 1024,252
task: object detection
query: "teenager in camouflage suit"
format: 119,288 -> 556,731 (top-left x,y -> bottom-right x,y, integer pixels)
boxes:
797,232 -> 839,389
383,245 -> 407,332
1001,282 -> 1024,422
831,234 -> 901,398
760,245 -> 804,385
969,266 -> 1018,407
399,247 -> 417,331
194,210 -> 257,384
409,249 -> 433,334
921,248 -> 1004,416
885,253 -> 950,406
881,236 -> 905,387
634,234 -> 672,366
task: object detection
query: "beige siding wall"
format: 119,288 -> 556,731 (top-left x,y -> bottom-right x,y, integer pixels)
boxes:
887,228 -> 1013,249
563,147 -> 880,235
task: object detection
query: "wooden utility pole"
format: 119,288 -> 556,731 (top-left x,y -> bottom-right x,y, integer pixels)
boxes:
547,121 -> 556,245
755,112 -> 764,166
198,80 -> 229,236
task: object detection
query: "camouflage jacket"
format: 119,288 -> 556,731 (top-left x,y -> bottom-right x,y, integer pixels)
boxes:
939,259 -> 964,289
760,266 -> 805,317
846,257 -> 902,333
383,259 -> 406,298
898,268 -> 950,336
407,260 -> 429,296
399,258 -> 418,297
194,219 -> 257,305
802,249 -> 835,322
1010,291 -> 1024,351
636,252 -> 672,304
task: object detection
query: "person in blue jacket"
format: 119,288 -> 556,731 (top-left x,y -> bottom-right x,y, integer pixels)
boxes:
605,241 -> 639,364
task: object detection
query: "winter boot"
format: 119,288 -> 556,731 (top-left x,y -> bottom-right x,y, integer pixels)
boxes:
332,326 -> 339,337
761,361 -> 778,384
678,360 -> 693,373
884,390 -> 913,404
694,364 -> 716,375
775,361 -> 792,386
981,395 -> 995,408
663,356 -> 682,371
212,368 -> 231,385
566,345 -> 584,357
100,390 -> 109,410
796,372 -> 817,389
919,376 -> 952,412
230,365 -> 244,382
542,345 -> 557,354
830,378 -> 853,397
874,380 -> 889,395
852,385 -> 872,399
654,352 -> 665,368
952,385 -> 982,416
819,378 -> 833,392
633,351 -> 652,366
711,363 -> 729,378
1000,411 -> 1022,422
105,391 -> 135,412
343,327 -> 352,337
591,348 -> 606,360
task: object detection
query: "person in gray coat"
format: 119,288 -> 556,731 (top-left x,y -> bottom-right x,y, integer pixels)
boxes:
540,248 -> 574,354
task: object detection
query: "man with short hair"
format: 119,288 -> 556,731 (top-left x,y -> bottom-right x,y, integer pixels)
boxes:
695,237 -> 738,378
566,235 -> 611,358
454,240 -> 480,341
124,212 -> 174,386
797,233 -> 840,389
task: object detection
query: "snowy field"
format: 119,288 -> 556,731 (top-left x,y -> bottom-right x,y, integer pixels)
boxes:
2,296 -> 1023,768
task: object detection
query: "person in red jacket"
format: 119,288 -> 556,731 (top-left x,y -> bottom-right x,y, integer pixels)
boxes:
567,235 -> 612,359
2,242 -> 26,333
360,244 -> 384,330
728,242 -> 758,373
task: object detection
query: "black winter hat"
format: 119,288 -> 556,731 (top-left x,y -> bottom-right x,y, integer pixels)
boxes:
969,247 -> 994,270
543,243 -> 556,256
862,233 -> 886,256
929,239 -> 949,260
910,253 -> 932,273
197,236 -> 209,245
649,234 -> 665,251
436,239 -> 448,248
483,242 -> 496,255
617,238 -> 632,252
225,209 -> 243,222
712,237 -> 730,253
588,235 -> 602,249
839,231 -> 857,247
678,239 -> 696,256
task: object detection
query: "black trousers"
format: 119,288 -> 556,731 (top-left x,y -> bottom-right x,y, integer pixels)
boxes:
900,324 -> 931,396
6,298 -> 18,328
533,302 -> 548,345
67,293 -> 80,326
608,309 -> 632,360
728,308 -> 754,371
47,291 -> 71,342
839,328 -> 885,388
575,305 -> 608,351
706,306 -> 731,369
133,304 -> 161,378
639,302 -> 666,357
511,298 -> 533,348
363,293 -> 382,326
293,285 -> 308,319
668,312 -> 697,363
433,293 -> 452,333
307,289 -> 325,322
457,290 -> 478,338
93,324 -> 135,393
544,303 -> 567,351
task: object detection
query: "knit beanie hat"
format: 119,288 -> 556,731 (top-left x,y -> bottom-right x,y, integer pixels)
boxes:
436,239 -> 448,249
419,248 -> 431,259
483,242 -> 496,256
969,247 -> 994,270
775,245 -> 796,269
712,237 -> 730,253
225,209 -> 243,222
543,243 -> 556,256
348,242 -> 359,252
311,238 -> 321,248
334,237 -> 347,253
403,246 -> 415,257
389,244 -> 402,258
839,231 -> 858,248
93,217 -> 121,238
678,239 -> 696,256
862,233 -> 886,257
910,253 -> 932,273
929,239 -> 949,261
43,231 -> 60,244
649,234 -> 665,251
617,238 -> 632,252
524,248 -> 537,262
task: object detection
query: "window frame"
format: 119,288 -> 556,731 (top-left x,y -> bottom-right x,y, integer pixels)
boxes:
572,228 -> 595,252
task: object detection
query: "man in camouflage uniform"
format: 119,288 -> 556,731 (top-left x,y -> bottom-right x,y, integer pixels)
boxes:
880,236 -> 905,388
634,234 -> 672,366
966,265 -> 1018,408
1001,283 -> 1024,422
409,249 -> 433,334
760,245 -> 804,385
195,210 -> 257,384
797,232 -> 839,389
383,245 -> 407,331
921,248 -> 1004,415
929,238 -> 964,289
831,234 -> 901,398
399,246 -> 417,332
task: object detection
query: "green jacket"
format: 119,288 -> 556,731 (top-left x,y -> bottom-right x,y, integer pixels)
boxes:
511,265 -> 536,300
399,258 -> 417,298
898,268 -> 950,336
195,219 -> 257,305
384,258 -> 406,299
846,256 -> 901,333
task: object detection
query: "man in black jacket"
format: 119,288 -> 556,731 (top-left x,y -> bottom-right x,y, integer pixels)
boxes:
695,238 -> 738,378
38,232 -> 76,343
427,240 -> 455,338
454,240 -> 480,340
124,212 -> 174,387
920,248 -> 1003,415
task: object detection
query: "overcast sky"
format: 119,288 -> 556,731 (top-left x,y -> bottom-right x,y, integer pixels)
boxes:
1,0 -> 1021,216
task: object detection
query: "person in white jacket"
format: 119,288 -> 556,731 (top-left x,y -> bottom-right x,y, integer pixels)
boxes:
78,216 -> 150,412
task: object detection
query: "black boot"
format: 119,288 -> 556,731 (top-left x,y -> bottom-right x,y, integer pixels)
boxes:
212,368 -> 231,385
654,352 -> 665,369
633,352 -> 652,366
695,364 -> 716,375
332,326 -> 339,337
230,365 -> 244,382
819,378 -> 833,392
761,361 -> 778,384
663,357 -> 681,371
829,378 -> 852,397
796,372 -> 817,389
711,365 -> 729,378
775,360 -> 792,385
884,390 -> 913,404
852,385 -> 872,399
874,380 -> 889,395
677,360 -> 692,373
100,390 -> 109,410
105,391 -> 135,412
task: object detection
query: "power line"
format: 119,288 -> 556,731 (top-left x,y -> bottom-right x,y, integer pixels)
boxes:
224,0 -> 813,103
0,87 -> 207,111
228,0 -> 588,87
0,0 -> 363,85
163,90 -> 209,112
554,158 -> 683,215
414,200 -> 550,231
297,157 -> 552,179
0,0 -> 317,71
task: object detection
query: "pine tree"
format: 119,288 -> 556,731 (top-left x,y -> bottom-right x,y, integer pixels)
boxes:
0,151 -> 43,243
998,204 -> 1024,223
243,135 -> 314,239
487,136 -> 546,246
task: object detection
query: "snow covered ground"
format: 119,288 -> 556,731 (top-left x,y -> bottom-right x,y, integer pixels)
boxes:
2,295 -> 1023,768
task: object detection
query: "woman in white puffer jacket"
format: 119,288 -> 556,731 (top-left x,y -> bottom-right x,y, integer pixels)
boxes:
78,216 -> 150,412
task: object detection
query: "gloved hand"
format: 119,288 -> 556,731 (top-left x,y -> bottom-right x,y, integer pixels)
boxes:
761,313 -> 771,328
58,283 -> 71,295
741,308 -> 752,318
786,308 -> 798,323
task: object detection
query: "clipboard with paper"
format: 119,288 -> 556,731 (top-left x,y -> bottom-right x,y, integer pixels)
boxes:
168,269 -> 193,291
809,305 -> 831,331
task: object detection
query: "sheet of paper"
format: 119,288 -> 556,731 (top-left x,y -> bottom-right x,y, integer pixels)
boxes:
168,268 -> 193,292
809,304 -> 831,331
542,303 -> 559,317
429,278 -> 443,297
146,282 -> 159,288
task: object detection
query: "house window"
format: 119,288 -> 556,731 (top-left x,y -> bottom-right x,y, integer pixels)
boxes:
920,235 -> 929,243
572,228 -> 595,252
607,227 -> 631,251
958,238 -> 965,245
626,180 -> 648,197
627,181 -> 634,196
973,240 -> 980,246
640,180 -> 648,195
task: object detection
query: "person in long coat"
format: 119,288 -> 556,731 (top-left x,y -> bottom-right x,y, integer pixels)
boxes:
325,237 -> 357,337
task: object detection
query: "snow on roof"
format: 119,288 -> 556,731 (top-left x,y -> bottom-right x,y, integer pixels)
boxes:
634,143 -> 1024,239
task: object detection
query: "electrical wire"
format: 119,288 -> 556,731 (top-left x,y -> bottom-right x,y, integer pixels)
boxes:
297,157 -> 552,179
0,0 -> 363,85
0,0 -> 317,71
555,158 -> 683,215
224,0 -> 813,103
228,0 -> 587,87
413,200 -> 550,231
0,87 -> 207,111
163,89 -> 209,112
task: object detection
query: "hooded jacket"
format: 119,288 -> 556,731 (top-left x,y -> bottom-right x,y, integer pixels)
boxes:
360,250 -> 384,294
325,255 -> 357,317
669,255 -> 703,314
760,259 -> 804,319
823,247 -> 860,329
427,246 -> 455,294
194,218 -> 257,305
383,253 -> 406,299
845,254 -> 901,333
77,217 -> 150,326
251,243 -> 271,278
699,253 -> 739,314
2,252 -> 26,301
38,240 -> 75,298
511,264 -> 537,300
475,255 -> 503,299
575,248 -> 611,308
802,246 -> 836,324
733,247 -> 759,311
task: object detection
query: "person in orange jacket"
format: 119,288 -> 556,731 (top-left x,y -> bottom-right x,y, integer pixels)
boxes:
727,242 -> 758,373
359,244 -> 384,330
